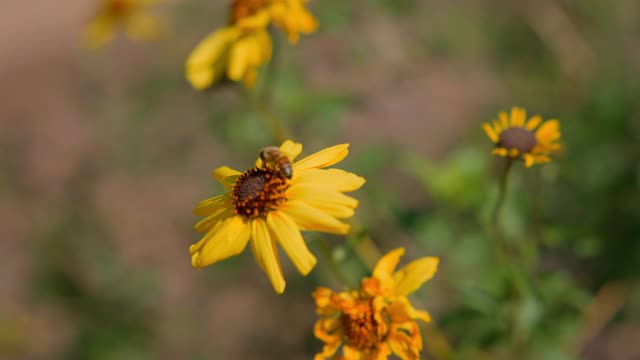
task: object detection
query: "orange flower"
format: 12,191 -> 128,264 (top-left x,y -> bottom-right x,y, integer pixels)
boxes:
313,248 -> 439,360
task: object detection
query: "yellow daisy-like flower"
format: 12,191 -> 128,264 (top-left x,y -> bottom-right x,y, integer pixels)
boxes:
191,140 -> 365,294
314,248 -> 439,360
84,0 -> 164,49
483,107 -> 562,168
185,0 -> 318,90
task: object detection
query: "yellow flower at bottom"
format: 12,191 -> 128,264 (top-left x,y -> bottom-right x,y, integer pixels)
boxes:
482,107 -> 562,167
84,0 -> 164,49
191,140 -> 365,294
314,248 -> 439,360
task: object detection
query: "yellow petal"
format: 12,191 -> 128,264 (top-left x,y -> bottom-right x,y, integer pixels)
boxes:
280,200 -> 350,234
499,111 -> 509,129
124,11 -> 162,40
313,338 -> 341,360
84,13 -> 116,49
235,9 -> 271,30
212,166 -> 241,189
393,256 -> 439,296
372,248 -> 405,282
193,193 -> 230,217
194,204 -> 234,233
388,330 -> 420,360
288,183 -> 359,219
293,144 -> 349,171
535,119 -> 561,143
342,345 -> 363,360
492,148 -> 508,157
508,148 -> 519,158
227,35 -> 252,81
482,123 -> 499,143
190,216 -> 250,268
251,218 -> 286,293
279,140 -> 303,161
492,120 -> 503,134
293,168 -> 365,192
525,115 -> 542,130
510,107 -> 526,127
185,27 -> 239,90
267,211 -> 317,275
523,154 -> 535,168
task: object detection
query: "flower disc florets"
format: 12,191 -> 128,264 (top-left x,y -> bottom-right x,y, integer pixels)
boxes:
231,167 -> 288,218
341,299 -> 387,349
498,127 -> 537,155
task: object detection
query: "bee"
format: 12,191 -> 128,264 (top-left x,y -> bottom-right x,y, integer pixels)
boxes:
259,146 -> 293,179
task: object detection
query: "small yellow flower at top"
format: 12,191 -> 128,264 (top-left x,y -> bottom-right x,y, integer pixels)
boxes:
84,0 -> 165,49
483,107 -> 562,168
313,248 -> 439,360
185,0 -> 318,90
191,140 -> 365,294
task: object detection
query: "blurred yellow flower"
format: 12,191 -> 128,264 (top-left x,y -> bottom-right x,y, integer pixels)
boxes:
483,107 -> 562,167
185,0 -> 318,90
85,0 -> 164,49
314,248 -> 439,360
191,140 -> 365,294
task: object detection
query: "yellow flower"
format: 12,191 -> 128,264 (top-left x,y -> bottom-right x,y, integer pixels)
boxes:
483,107 -> 562,168
314,248 -> 439,360
185,0 -> 318,90
84,0 -> 164,49
191,140 -> 365,294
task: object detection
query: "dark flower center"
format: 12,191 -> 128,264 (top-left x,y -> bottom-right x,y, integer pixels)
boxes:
232,167 -> 288,218
230,0 -> 270,23
341,300 -> 386,349
499,127 -> 537,155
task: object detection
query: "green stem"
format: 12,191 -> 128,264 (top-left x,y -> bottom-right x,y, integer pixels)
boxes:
315,237 -> 352,288
491,158 -> 513,227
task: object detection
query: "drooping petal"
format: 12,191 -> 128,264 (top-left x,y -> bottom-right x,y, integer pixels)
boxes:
251,218 -> 286,293
499,111 -> 509,129
190,216 -> 251,268
293,168 -> 365,192
227,35 -> 253,81
372,248 -> 405,282
185,27 -> 239,90
293,144 -> 349,171
523,154 -> 536,168
212,166 -> 241,189
281,200 -> 350,234
313,339 -> 341,360
388,329 -> 420,360
393,256 -> 439,296
267,211 -> 317,275
482,123 -> 499,143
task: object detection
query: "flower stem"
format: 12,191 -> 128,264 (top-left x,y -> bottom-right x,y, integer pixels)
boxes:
315,237 -> 353,288
491,158 -> 513,227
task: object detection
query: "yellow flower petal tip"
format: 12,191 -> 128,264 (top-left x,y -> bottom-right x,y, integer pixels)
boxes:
483,107 -> 562,167
313,248 -> 438,359
190,141 -> 364,293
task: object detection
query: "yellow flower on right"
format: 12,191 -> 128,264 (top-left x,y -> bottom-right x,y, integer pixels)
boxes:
313,248 -> 439,360
483,107 -> 562,167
